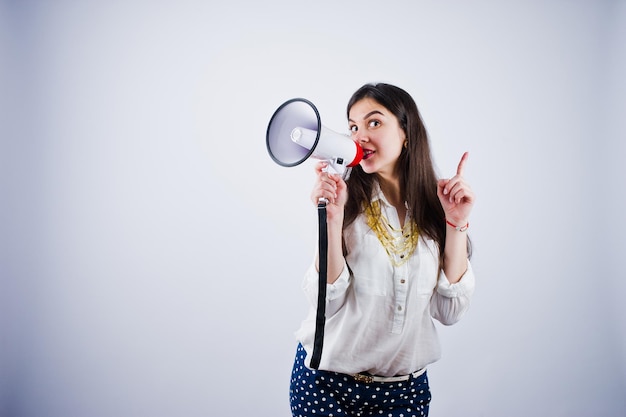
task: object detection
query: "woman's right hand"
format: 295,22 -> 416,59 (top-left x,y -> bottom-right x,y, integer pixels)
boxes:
311,161 -> 348,282
310,161 -> 348,223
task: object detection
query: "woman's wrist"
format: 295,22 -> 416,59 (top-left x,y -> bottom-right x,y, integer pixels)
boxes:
445,218 -> 469,232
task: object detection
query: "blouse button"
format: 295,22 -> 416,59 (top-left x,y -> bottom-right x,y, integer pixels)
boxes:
400,279 -> 406,284
397,305 -> 403,311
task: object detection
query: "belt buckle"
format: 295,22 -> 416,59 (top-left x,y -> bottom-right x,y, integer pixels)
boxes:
353,373 -> 374,384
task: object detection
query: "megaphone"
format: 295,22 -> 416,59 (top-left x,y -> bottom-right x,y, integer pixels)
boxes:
266,98 -> 363,176
267,97 -> 361,369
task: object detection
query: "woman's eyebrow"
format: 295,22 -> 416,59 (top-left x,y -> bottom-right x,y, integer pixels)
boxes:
348,110 -> 385,123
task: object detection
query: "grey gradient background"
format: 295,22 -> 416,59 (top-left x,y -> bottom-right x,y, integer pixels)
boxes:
1,1 -> 625,416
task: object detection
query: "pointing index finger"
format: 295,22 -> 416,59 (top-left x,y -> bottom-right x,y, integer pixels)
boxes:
456,151 -> 469,176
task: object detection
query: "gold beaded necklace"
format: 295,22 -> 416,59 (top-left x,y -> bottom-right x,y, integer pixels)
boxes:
364,199 -> 419,267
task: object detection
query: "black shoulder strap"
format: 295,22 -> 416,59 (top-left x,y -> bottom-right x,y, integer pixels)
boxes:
309,201 -> 328,369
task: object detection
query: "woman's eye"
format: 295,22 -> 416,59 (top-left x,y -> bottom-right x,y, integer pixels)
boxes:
368,120 -> 380,128
349,125 -> 358,132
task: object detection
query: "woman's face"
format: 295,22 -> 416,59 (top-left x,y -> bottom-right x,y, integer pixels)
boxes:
348,98 -> 406,180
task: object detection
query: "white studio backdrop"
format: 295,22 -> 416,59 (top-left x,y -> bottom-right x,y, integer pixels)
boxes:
1,1 -> 625,416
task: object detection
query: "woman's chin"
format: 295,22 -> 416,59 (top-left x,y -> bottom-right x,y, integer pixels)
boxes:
359,162 -> 376,174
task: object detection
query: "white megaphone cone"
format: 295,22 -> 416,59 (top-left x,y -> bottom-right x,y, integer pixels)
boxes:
266,98 -> 363,176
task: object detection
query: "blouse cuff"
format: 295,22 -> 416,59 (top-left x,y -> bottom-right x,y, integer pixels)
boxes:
302,260 -> 352,302
327,261 -> 351,300
436,260 -> 475,298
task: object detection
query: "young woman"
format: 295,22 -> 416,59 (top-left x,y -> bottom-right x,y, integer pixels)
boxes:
289,83 -> 476,417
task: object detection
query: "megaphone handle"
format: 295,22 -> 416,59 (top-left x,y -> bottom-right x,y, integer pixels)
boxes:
316,162 -> 334,206
324,160 -> 345,177
310,200 -> 328,369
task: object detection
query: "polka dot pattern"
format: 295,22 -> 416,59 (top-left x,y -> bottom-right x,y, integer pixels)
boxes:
289,344 -> 431,417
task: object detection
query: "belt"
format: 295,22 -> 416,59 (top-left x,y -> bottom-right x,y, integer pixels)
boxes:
353,368 -> 426,384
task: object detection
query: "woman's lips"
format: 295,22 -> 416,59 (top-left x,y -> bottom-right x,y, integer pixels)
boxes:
362,149 -> 375,160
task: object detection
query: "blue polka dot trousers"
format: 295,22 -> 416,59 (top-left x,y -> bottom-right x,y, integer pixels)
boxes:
290,344 -> 431,417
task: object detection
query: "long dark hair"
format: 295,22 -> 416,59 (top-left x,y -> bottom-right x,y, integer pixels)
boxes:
343,83 -> 448,259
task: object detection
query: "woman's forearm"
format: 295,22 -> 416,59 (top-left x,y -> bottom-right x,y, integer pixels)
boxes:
442,222 -> 469,284
315,214 -> 345,284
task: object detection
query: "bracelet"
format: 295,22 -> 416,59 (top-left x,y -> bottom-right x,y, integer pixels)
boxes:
446,219 -> 469,232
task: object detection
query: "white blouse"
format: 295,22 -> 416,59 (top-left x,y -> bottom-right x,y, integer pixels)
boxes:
294,184 -> 475,377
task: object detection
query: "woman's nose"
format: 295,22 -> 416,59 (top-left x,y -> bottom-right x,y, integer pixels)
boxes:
355,132 -> 368,143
